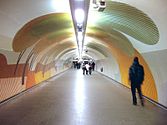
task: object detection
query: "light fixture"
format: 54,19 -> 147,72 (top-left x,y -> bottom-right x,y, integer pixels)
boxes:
75,9 -> 85,24
91,0 -> 106,12
77,32 -> 83,41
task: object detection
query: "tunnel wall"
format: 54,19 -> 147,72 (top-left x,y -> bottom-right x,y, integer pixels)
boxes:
96,49 -> 167,107
96,57 -> 121,82
142,49 -> 167,107
95,48 -> 167,107
0,51 -> 70,103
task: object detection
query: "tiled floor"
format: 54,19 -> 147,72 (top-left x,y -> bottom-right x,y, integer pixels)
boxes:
0,69 -> 167,125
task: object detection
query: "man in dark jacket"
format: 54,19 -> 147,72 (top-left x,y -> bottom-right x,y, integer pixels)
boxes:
129,57 -> 144,106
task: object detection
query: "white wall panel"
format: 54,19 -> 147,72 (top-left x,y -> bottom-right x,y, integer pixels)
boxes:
143,49 -> 167,107
96,57 -> 121,82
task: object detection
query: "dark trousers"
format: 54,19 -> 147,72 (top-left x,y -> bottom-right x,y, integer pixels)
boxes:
131,83 -> 144,105
82,68 -> 86,75
89,68 -> 92,75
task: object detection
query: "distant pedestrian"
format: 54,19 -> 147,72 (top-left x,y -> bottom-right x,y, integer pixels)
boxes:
92,62 -> 95,71
88,63 -> 92,75
85,63 -> 90,75
129,57 -> 145,106
82,63 -> 86,75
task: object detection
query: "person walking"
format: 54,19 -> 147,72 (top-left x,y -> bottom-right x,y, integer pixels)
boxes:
82,63 -> 86,75
88,63 -> 92,75
129,57 -> 145,106
85,63 -> 90,75
91,62 -> 95,71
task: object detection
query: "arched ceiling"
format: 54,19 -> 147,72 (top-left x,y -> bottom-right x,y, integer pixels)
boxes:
88,1 -> 159,45
12,13 -> 74,52
86,28 -> 134,56
0,0 -> 166,62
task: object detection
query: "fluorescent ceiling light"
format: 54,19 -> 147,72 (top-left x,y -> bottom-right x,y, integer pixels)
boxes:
78,32 -> 83,41
75,9 -> 85,23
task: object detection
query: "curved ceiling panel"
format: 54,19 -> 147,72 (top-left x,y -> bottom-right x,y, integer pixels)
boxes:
88,1 -> 159,45
48,45 -> 75,60
86,27 -> 134,56
34,42 -> 76,65
86,41 -> 109,58
83,47 -> 106,60
56,45 -> 107,62
33,34 -> 75,53
57,49 -> 77,60
12,13 -> 73,52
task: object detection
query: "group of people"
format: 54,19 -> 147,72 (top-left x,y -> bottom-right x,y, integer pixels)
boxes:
73,61 -> 81,69
82,62 -> 95,75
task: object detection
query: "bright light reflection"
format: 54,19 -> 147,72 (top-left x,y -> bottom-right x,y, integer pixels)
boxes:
87,11 -> 100,25
51,0 -> 70,12
77,32 -> 83,56
74,70 -> 86,121
78,32 -> 83,41
75,9 -> 85,23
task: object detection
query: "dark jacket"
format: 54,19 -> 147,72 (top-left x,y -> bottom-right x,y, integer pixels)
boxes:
129,59 -> 144,85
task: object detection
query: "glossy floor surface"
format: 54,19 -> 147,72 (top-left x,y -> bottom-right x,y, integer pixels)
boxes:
0,69 -> 167,125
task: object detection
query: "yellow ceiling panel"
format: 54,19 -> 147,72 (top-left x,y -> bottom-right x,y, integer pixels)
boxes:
12,13 -> 73,52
